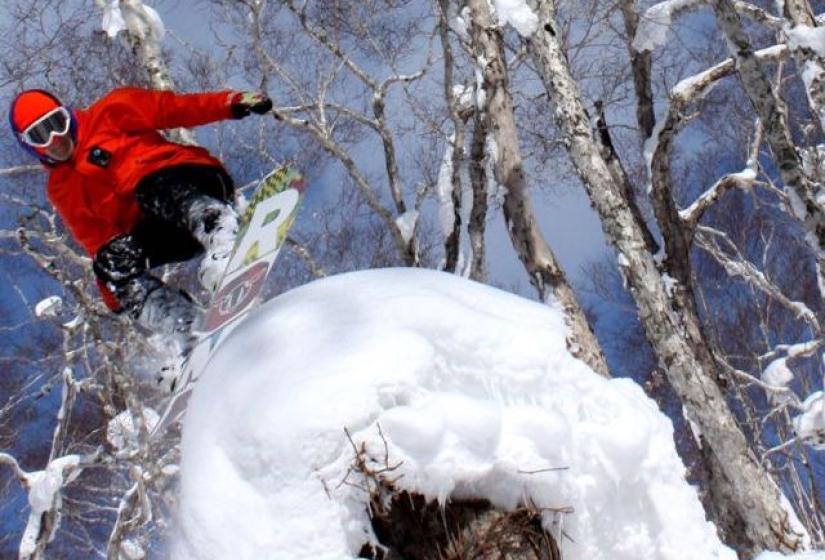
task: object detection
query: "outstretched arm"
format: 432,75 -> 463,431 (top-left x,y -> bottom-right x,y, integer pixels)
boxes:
102,87 -> 236,131
101,88 -> 273,132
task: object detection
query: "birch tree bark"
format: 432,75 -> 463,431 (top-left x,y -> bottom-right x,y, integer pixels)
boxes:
592,100 -> 659,255
95,0 -> 196,144
620,0 -> 655,139
463,0 -> 610,378
525,0 -> 804,553
468,110 -> 489,282
437,0 -> 467,273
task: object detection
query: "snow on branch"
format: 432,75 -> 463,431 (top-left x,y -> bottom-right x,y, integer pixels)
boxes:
100,0 -> 165,42
35,296 -> 63,319
19,455 -> 83,559
681,117 -> 763,234
0,449 -> 99,559
645,44 -> 787,211
732,1 -> 784,29
715,356 -> 803,411
634,0 -> 782,53
760,338 -> 825,363
761,358 -> 797,405
643,44 -> 783,288
792,392 -> 825,450
646,43 -> 787,175
436,134 -> 457,240
679,168 -> 757,229
488,0 -> 539,37
633,0 -> 705,53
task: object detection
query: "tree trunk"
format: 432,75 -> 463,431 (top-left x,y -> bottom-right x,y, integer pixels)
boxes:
468,111 -> 489,282
525,0 -> 805,553
620,0 -> 655,139
464,0 -> 610,379
437,0 -> 466,273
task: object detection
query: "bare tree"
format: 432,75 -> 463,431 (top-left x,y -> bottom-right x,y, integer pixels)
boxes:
0,2 -> 206,557
524,0 -> 808,553
461,0 -> 610,376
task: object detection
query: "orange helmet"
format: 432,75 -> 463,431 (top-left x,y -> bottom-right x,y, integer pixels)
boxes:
9,89 -> 77,164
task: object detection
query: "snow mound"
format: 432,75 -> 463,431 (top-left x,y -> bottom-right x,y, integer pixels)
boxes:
172,268 -> 734,560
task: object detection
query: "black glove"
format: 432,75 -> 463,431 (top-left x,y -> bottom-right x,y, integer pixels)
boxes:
230,91 -> 273,119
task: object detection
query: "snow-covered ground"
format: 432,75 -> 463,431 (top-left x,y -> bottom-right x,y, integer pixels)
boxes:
171,268 -> 738,559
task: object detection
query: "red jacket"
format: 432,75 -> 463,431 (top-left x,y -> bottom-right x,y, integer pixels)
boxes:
47,87 -> 235,257
44,87 -> 236,311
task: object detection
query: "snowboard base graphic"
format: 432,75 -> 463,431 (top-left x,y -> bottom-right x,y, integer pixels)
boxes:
151,166 -> 305,438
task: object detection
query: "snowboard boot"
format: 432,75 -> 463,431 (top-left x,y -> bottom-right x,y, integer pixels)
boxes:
137,285 -> 201,355
188,197 -> 240,292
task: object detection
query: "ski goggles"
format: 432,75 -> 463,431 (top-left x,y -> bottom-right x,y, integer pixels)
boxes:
19,106 -> 71,148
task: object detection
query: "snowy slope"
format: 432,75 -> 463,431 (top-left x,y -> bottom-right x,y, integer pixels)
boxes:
171,268 -> 735,560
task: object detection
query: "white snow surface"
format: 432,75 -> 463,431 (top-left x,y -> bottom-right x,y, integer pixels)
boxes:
436,136 -> 457,237
101,0 -> 165,41
489,0 -> 538,37
787,25 -> 825,58
794,391 -> 825,450
394,210 -> 419,246
27,455 -> 79,515
34,296 -> 62,318
762,357 -> 795,406
172,268 -> 735,560
633,0 -> 704,53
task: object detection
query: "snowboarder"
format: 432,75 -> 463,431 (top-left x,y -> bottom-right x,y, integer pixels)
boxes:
8,87 -> 273,351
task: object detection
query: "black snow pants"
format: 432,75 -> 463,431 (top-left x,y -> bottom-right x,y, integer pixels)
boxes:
93,164 -> 235,319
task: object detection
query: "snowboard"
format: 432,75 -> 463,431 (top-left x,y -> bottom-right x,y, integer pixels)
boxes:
151,166 -> 306,438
